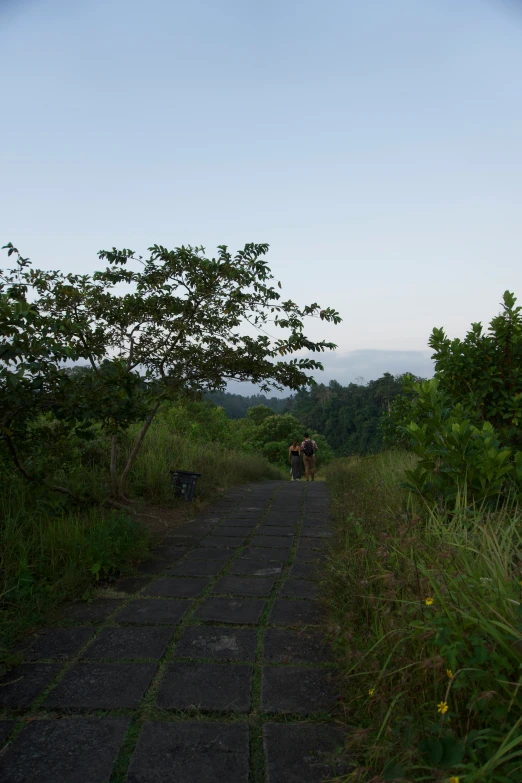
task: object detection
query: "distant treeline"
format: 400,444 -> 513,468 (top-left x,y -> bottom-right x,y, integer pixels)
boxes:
206,373 -> 425,455
203,390 -> 289,419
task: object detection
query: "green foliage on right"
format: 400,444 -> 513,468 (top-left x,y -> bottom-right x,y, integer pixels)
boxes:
430,291 -> 522,446
382,292 -> 522,508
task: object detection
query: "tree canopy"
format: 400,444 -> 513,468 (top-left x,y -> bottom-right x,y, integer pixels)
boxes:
1,241 -> 340,500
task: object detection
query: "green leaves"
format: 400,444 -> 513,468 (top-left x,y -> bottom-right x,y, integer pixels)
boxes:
398,379 -> 519,506
419,735 -> 465,767
1,241 -> 340,501
429,290 -> 522,450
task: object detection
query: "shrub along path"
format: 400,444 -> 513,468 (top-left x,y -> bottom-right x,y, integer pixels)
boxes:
0,481 -> 349,783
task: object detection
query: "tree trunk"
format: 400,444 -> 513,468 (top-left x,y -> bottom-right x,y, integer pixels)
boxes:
116,400 -> 162,499
110,434 -> 120,497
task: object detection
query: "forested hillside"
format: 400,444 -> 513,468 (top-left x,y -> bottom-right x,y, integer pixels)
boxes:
211,373 -> 425,455
289,373 -> 407,453
203,390 -> 288,418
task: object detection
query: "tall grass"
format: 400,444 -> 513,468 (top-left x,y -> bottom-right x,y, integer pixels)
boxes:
324,453 -> 522,782
0,474 -> 149,666
127,414 -> 284,502
0,404 -> 283,667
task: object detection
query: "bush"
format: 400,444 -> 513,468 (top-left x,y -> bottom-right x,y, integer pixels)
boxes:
381,293 -> 522,509
399,379 -> 522,509
430,291 -> 522,449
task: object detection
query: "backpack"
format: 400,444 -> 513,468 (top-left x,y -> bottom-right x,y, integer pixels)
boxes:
303,440 -> 315,457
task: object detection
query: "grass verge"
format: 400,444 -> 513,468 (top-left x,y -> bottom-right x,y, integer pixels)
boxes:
1,412 -> 283,670
324,451 -> 522,782
0,476 -> 150,669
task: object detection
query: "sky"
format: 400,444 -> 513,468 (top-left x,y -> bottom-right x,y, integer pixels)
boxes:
2,0 -> 521,392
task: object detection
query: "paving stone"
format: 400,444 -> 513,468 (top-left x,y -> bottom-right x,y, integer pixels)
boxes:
154,545 -> 202,559
241,546 -> 290,561
214,518 -> 257,528
290,562 -> 316,580
298,537 -> 328,551
195,515 -> 221,524
0,717 -> 130,783
43,662 -> 156,710
161,535 -> 203,547
199,535 -> 246,548
126,721 -> 249,783
212,576 -> 276,597
237,508 -> 262,515
300,529 -> 332,538
166,559 -> 226,577
174,627 -> 257,661
281,579 -> 318,599
183,549 -> 231,562
250,536 -> 293,548
263,629 -> 333,664
261,666 -> 337,713
255,526 -> 294,536
264,722 -> 349,783
229,559 -> 283,577
136,560 -> 169,575
194,597 -> 266,625
21,628 -> 94,662
143,577 -> 210,598
264,517 -> 300,525
174,521 -> 216,534
156,662 -> 253,712
0,721 -> 14,747
268,599 -> 322,627
294,549 -> 325,564
210,526 -> 254,536
0,664 -> 61,709
82,627 -> 174,660
59,598 -> 123,624
115,598 -> 192,625
114,576 -> 152,594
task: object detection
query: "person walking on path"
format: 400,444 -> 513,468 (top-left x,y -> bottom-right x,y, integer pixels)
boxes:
288,439 -> 302,481
301,433 -> 318,481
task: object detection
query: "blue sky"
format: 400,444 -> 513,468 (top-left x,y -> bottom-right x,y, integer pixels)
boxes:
2,0 -> 521,391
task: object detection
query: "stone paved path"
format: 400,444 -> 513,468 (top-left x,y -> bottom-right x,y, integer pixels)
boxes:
0,481 -> 348,783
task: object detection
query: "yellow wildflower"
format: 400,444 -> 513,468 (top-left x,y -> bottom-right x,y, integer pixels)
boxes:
368,687 -> 376,697
449,777 -> 460,783
437,701 -> 449,714
446,669 -> 453,679
425,597 -> 434,606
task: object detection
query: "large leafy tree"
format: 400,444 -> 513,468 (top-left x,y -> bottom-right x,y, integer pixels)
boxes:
1,242 -> 341,501
429,291 -> 522,447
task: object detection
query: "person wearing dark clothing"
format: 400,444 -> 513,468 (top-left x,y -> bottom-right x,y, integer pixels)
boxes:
288,439 -> 301,481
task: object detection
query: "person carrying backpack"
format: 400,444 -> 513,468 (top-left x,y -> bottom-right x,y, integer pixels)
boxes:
301,433 -> 318,481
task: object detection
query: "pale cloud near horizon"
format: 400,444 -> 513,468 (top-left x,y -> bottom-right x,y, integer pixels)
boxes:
226,349 -> 435,397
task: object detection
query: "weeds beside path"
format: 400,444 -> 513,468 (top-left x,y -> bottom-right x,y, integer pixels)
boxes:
1,420 -> 283,671
324,452 -> 522,782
